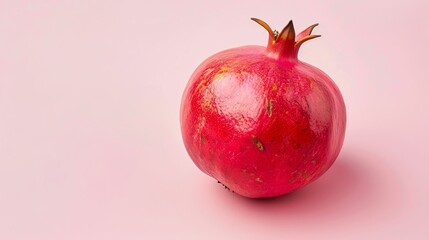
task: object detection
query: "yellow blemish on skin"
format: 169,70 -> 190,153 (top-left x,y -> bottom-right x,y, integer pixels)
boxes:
289,169 -> 316,184
272,84 -> 278,91
201,93 -> 211,111
195,79 -> 208,93
213,66 -> 230,80
219,65 -> 229,72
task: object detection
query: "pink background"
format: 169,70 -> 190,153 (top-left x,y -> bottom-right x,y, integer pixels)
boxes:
1,0 -> 428,239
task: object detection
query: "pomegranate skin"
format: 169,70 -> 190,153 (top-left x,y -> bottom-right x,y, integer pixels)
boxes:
180,20 -> 346,198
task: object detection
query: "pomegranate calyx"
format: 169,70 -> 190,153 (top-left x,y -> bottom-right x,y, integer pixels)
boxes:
251,18 -> 320,60
295,23 -> 319,42
250,18 -> 276,42
294,34 -> 321,55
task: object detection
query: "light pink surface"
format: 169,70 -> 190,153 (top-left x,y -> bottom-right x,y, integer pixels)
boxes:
0,0 -> 428,239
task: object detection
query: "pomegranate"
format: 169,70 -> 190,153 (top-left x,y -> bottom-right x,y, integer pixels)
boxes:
180,18 -> 346,198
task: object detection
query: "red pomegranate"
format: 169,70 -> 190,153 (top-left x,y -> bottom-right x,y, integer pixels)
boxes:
180,18 -> 346,198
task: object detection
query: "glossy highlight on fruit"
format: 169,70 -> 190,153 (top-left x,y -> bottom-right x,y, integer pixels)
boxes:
180,18 -> 346,198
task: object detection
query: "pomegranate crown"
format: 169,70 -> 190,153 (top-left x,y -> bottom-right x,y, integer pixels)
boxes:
251,18 -> 320,60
